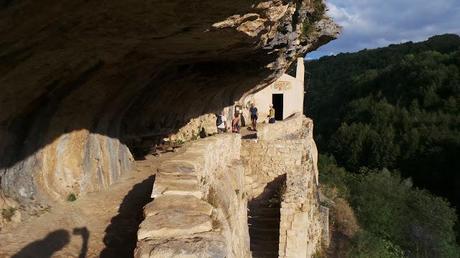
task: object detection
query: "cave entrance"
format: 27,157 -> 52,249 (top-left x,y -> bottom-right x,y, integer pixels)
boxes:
272,94 -> 284,120
248,175 -> 286,258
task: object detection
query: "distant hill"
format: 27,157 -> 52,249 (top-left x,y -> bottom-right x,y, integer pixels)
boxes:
306,33 -> 460,213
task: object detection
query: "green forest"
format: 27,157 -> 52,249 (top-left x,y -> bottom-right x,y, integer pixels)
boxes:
305,34 -> 460,257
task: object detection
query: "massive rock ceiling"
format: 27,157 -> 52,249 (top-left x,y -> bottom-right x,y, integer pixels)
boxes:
0,0 -> 339,206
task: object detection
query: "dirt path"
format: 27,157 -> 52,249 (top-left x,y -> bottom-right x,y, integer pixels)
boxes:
0,152 -> 177,258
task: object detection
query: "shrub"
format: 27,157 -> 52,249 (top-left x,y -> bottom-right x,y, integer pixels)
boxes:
348,231 -> 405,258
348,169 -> 459,257
301,0 -> 326,38
319,154 -> 351,199
319,157 -> 460,257
67,193 -> 77,202
334,198 -> 360,238
311,0 -> 326,22
1,207 -> 16,221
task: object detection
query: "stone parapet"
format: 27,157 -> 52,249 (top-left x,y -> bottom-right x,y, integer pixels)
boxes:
279,144 -> 322,258
256,113 -> 309,141
135,134 -> 250,258
136,114 -> 324,258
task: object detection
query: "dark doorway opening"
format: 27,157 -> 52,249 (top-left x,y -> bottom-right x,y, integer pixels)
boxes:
272,94 -> 283,120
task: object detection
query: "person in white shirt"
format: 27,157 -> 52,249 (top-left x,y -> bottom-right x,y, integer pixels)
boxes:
216,113 -> 227,133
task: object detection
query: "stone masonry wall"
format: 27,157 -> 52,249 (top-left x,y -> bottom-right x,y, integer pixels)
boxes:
242,114 -> 323,258
256,114 -> 306,141
135,134 -> 250,258
241,136 -> 306,199
279,130 -> 322,258
135,114 -> 324,258
242,114 -> 319,198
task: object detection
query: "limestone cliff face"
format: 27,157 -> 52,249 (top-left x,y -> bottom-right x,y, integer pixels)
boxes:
0,0 -> 339,206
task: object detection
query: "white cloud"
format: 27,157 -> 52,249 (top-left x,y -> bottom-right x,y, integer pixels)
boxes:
308,0 -> 460,58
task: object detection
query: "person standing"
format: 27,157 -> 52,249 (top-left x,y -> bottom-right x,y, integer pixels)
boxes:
216,112 -> 227,133
239,109 -> 246,127
268,104 -> 276,124
232,112 -> 241,133
249,103 -> 258,131
234,104 -> 245,127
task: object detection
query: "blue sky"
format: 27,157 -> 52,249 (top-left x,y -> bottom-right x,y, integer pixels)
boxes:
308,0 -> 460,59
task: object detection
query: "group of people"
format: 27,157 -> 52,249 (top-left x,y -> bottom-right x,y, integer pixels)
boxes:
216,103 -> 276,134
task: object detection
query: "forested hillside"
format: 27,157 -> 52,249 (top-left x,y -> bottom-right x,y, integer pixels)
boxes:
306,34 -> 460,257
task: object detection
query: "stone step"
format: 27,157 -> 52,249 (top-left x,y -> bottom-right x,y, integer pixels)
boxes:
249,223 -> 279,232
248,217 -> 280,223
249,224 -> 280,231
144,195 -> 213,217
138,211 -> 212,240
250,221 -> 280,228
248,208 -> 281,218
251,249 -> 278,254
249,214 -> 280,220
249,218 -> 280,224
249,227 -> 280,233
248,209 -> 280,216
152,180 -> 202,199
158,161 -> 199,176
155,173 -> 199,185
249,205 -> 280,210
251,240 -> 279,250
251,249 -> 278,258
251,252 -> 278,258
251,241 -> 279,247
249,234 -> 279,242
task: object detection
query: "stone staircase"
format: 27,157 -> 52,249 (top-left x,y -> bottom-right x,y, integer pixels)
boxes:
248,204 -> 281,258
135,134 -> 250,258
247,175 -> 285,258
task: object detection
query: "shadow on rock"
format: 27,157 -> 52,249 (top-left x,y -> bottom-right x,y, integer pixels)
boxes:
100,175 -> 155,258
12,229 -> 70,258
73,227 -> 90,258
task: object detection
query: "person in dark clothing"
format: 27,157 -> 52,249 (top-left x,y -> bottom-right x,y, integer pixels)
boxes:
249,103 -> 258,131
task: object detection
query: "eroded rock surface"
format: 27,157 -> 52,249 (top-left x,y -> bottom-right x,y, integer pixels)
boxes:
0,0 -> 338,209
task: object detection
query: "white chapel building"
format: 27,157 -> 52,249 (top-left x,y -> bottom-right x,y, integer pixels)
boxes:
242,57 -> 305,122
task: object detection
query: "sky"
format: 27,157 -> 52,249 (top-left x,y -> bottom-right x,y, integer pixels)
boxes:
308,0 -> 460,59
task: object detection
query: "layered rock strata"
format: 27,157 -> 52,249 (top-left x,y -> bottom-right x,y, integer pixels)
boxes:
0,0 -> 338,207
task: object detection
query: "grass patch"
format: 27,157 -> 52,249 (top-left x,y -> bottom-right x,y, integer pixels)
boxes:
67,193 -> 77,202
301,0 -> 326,38
2,207 -> 17,221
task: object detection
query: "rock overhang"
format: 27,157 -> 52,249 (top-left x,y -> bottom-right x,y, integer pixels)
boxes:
0,0 -> 339,205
